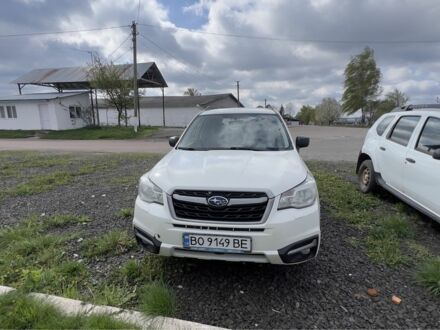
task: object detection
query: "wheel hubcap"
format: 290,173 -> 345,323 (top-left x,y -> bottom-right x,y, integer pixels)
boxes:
362,168 -> 371,186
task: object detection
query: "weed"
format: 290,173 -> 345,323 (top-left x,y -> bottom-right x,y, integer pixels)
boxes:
90,284 -> 137,307
81,230 -> 136,257
408,241 -> 432,260
119,256 -> 164,283
118,208 -> 134,218
139,282 -> 175,317
416,257 -> 440,296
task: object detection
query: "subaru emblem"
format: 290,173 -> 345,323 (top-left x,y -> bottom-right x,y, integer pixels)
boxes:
207,196 -> 229,208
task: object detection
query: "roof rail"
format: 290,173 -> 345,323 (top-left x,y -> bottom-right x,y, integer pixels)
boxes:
392,104 -> 440,112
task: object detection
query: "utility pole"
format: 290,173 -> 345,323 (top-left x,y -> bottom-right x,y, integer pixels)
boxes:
236,81 -> 240,106
264,98 -> 267,108
132,21 -> 140,128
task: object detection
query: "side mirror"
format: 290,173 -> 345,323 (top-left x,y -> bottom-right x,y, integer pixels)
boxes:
169,136 -> 179,147
296,136 -> 310,150
433,149 -> 440,160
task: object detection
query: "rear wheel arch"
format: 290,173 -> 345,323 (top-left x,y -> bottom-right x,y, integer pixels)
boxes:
356,153 -> 372,174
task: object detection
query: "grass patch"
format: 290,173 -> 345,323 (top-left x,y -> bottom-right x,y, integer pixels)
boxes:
81,230 -> 136,257
0,291 -> 138,329
309,164 -> 418,268
118,256 -> 164,284
0,216 -> 83,294
41,126 -> 158,140
118,208 -> 134,218
139,282 -> 175,317
416,257 -> 440,296
43,214 -> 91,228
10,171 -> 73,196
111,174 -> 140,185
0,130 -> 35,138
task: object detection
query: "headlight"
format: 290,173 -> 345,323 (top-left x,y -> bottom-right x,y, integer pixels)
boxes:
278,173 -> 317,209
138,176 -> 164,205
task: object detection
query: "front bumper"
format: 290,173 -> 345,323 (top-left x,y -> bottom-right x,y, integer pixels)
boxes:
133,195 -> 320,265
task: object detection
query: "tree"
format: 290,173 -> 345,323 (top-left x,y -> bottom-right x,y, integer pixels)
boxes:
315,98 -> 341,125
279,104 -> 285,116
295,105 -> 315,125
342,47 -> 382,124
374,99 -> 396,120
89,57 -> 133,127
385,88 -> 409,107
184,88 -> 201,96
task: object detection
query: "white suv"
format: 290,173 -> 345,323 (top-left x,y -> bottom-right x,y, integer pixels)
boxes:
133,108 -> 320,264
357,105 -> 440,222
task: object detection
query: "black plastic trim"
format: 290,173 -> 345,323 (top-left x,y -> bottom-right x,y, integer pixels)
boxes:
278,235 -> 319,264
134,226 -> 161,254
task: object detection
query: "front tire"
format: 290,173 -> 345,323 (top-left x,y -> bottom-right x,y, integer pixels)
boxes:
358,159 -> 376,193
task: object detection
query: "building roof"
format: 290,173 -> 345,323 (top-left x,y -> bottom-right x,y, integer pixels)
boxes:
11,62 -> 167,91
98,93 -> 243,109
0,92 -> 88,102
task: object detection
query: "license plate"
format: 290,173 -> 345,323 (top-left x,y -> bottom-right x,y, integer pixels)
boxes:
183,233 -> 252,253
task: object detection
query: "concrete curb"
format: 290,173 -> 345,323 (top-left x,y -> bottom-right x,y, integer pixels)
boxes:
0,285 -> 223,330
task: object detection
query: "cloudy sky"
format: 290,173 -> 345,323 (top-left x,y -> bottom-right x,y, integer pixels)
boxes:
1,0 -> 440,113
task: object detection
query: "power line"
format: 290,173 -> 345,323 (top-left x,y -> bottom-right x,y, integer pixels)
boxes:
138,22 -> 440,45
108,33 -> 132,59
112,47 -> 131,63
0,25 -> 130,39
138,33 -> 220,86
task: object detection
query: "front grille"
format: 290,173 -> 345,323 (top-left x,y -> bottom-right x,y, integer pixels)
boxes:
171,190 -> 269,223
173,224 -> 265,232
174,190 -> 266,199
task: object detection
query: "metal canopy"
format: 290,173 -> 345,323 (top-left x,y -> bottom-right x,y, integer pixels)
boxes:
11,62 -> 167,92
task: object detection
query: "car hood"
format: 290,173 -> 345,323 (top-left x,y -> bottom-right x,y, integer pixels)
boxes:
148,149 -> 308,197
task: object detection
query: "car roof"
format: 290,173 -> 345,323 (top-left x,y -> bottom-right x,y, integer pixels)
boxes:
199,107 -> 277,115
391,109 -> 440,116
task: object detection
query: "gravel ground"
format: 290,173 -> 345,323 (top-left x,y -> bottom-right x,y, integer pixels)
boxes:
1,152 -> 439,329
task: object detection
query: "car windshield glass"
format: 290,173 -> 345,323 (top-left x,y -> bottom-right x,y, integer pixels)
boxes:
178,113 -> 292,151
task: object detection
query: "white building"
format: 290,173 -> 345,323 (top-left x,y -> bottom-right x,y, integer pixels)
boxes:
99,94 -> 243,128
0,92 -> 89,130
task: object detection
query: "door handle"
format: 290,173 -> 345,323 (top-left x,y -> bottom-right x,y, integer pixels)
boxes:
406,158 -> 416,164
380,146 -> 386,151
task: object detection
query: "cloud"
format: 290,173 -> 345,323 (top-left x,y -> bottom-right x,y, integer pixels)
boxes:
1,0 -> 440,108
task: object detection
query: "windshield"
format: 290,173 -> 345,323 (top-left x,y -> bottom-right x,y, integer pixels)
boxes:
177,113 -> 292,151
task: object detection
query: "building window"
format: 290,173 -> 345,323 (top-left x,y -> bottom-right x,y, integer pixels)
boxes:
0,106 -> 5,119
69,106 -> 82,118
5,105 -> 17,119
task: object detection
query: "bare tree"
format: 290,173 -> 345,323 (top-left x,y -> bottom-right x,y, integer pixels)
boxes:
184,88 -> 202,96
89,57 -> 133,127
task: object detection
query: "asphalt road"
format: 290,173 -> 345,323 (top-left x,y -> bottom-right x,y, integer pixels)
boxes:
0,125 -> 368,162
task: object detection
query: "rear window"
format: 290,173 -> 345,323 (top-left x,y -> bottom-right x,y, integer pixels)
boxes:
416,117 -> 440,155
388,116 -> 420,146
376,116 -> 395,136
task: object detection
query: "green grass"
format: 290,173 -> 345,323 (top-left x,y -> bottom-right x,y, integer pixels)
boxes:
111,174 -> 140,185
118,256 -> 164,284
139,282 -> 175,317
10,171 -> 74,196
309,164 -> 415,267
0,217 -> 84,294
0,291 -> 139,329
416,257 -> 440,296
0,130 -> 35,138
81,230 -> 136,257
118,208 -> 134,218
41,126 -> 158,140
43,214 -> 91,228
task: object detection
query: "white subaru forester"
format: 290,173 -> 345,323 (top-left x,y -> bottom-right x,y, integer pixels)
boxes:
357,105 -> 440,222
133,108 -> 320,264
